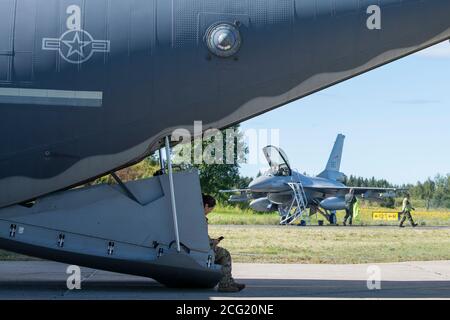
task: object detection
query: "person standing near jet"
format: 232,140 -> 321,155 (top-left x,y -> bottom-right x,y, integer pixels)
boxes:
203,194 -> 245,292
399,194 -> 418,228
343,189 -> 357,226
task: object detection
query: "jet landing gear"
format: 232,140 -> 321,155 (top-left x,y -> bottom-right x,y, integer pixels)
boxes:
310,204 -> 335,225
277,191 -> 335,226
279,206 -> 334,226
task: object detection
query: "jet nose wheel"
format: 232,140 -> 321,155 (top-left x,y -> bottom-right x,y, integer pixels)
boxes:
279,215 -> 294,225
278,206 -> 299,225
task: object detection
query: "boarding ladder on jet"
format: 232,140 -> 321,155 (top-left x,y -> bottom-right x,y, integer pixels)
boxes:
280,182 -> 309,225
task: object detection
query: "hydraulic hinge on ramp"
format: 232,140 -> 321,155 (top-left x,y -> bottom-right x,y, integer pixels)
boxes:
0,171 -> 221,288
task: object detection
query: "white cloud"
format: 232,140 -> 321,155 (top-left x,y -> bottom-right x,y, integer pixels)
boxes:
415,41 -> 450,58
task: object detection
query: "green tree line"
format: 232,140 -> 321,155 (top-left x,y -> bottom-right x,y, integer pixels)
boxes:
344,174 -> 450,209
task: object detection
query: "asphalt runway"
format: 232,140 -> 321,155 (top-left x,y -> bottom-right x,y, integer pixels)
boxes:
0,260 -> 449,299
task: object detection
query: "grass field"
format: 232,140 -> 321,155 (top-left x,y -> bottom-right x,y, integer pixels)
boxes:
2,225 -> 448,264
209,204 -> 450,226
206,204 -> 450,264
1,203 -> 449,263
208,225 -> 450,264
0,250 -> 34,261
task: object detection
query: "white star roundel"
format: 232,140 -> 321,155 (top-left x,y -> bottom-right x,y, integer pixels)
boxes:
42,29 -> 110,64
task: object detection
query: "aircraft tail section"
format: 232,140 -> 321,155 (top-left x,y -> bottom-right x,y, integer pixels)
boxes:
317,134 -> 346,181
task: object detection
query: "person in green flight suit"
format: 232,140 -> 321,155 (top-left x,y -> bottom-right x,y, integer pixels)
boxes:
343,188 -> 357,226
399,193 -> 418,228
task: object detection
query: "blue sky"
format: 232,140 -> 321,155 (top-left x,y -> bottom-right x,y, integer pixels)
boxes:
239,41 -> 450,185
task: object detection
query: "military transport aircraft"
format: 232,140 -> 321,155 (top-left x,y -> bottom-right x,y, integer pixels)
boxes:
0,0 -> 449,288
223,134 -> 399,225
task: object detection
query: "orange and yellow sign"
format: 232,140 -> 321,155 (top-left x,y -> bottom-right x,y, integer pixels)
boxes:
372,212 -> 399,221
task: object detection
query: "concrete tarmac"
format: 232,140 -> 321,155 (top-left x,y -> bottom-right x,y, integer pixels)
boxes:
0,260 -> 449,299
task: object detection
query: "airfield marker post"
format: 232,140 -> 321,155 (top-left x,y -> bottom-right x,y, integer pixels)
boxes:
165,136 -> 181,253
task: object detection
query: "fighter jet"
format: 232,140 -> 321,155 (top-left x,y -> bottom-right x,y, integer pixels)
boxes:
224,134 -> 400,225
0,0 -> 448,287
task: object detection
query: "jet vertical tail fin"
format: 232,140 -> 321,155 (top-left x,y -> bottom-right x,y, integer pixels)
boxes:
317,134 -> 346,181
325,134 -> 345,172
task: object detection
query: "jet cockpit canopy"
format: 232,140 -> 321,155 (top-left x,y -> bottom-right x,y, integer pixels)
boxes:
262,145 -> 292,177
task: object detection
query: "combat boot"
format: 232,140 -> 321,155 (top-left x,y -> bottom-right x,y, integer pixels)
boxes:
412,223 -> 418,227
231,280 -> 246,291
218,283 -> 240,293
235,283 -> 246,291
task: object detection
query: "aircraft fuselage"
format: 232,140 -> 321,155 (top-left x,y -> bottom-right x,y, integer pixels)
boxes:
1,0 -> 449,207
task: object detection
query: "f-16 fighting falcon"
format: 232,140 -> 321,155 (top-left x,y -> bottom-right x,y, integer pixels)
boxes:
0,0 -> 449,287
223,134 -> 400,225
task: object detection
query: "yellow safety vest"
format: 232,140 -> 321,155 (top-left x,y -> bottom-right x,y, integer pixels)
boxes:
353,199 -> 360,219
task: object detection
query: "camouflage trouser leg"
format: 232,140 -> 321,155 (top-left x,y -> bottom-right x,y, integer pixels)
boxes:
343,209 -> 353,225
214,246 -> 234,287
400,211 -> 414,226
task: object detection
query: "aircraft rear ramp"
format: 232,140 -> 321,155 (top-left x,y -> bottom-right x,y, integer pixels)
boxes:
0,171 -> 222,288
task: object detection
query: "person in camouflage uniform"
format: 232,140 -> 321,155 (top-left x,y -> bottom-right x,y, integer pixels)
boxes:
399,193 -> 418,228
343,189 -> 357,226
203,194 -> 245,293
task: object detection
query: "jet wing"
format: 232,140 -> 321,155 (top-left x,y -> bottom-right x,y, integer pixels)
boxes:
303,186 -> 402,198
219,189 -> 250,193
219,189 -> 252,203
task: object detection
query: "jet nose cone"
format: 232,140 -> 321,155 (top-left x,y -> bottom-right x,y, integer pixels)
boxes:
249,176 -> 274,193
249,176 -> 289,193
